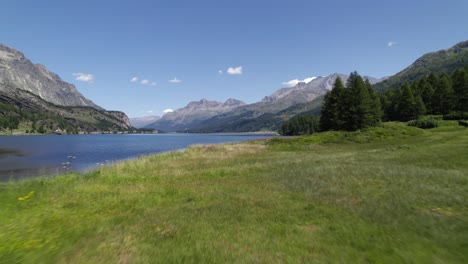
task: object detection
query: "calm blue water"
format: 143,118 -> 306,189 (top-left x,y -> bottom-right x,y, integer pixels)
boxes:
0,134 -> 273,181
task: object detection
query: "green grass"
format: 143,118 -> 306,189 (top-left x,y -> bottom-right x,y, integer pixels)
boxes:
0,123 -> 467,263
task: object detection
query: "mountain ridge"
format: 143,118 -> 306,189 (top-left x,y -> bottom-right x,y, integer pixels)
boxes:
0,44 -> 101,109
146,98 -> 246,131
374,40 -> 468,91
0,43 -> 132,133
180,74 -> 382,133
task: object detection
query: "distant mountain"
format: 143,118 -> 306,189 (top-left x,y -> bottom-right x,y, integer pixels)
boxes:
0,43 -> 131,133
129,116 -> 161,128
146,98 -> 246,132
187,74 -> 382,133
188,96 -> 325,133
261,73 -> 382,109
0,44 -> 101,108
374,40 -> 468,92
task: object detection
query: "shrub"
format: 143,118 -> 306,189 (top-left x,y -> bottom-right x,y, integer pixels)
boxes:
407,116 -> 439,129
458,120 -> 468,127
443,112 -> 468,120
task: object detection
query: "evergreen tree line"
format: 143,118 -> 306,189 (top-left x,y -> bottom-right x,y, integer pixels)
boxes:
281,66 -> 468,135
319,72 -> 382,131
278,115 -> 319,136
380,65 -> 468,121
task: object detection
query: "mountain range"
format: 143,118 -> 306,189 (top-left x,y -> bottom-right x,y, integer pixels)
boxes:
2,40 -> 467,134
147,98 -> 246,132
146,40 -> 468,133
0,44 -> 131,134
147,74 -> 382,132
129,116 -> 161,128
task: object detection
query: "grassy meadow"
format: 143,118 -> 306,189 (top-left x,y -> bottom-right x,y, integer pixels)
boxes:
0,122 -> 467,263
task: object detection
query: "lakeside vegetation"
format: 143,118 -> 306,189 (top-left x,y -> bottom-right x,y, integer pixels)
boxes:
0,88 -> 132,135
280,66 -> 468,136
0,122 -> 466,262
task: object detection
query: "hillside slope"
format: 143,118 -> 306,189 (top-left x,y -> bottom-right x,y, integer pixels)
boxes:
374,40 -> 468,91
0,43 -> 132,133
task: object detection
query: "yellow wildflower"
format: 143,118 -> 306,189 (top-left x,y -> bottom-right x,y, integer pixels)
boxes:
18,197 -> 25,201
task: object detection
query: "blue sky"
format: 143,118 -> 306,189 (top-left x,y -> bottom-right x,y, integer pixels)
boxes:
2,0 -> 467,117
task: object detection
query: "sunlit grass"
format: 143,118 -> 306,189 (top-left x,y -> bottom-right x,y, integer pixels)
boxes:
0,123 -> 467,263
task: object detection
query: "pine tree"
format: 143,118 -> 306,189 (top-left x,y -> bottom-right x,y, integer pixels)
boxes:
427,72 -> 440,88
365,79 -> 383,126
451,68 -> 468,113
398,84 -> 417,121
345,72 -> 375,130
417,77 -> 434,114
432,75 -> 454,115
280,115 -> 319,136
319,77 -> 345,131
414,94 -> 426,118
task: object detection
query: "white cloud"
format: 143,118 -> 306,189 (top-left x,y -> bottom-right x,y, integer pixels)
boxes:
218,70 -> 223,75
151,81 -> 157,86
168,77 -> 182,83
387,41 -> 398,47
163,109 -> 173,114
227,66 -> 242,75
73,73 -> 94,83
130,76 -> 139,82
146,110 -> 154,114
141,79 -> 149,85
282,76 -> 317,87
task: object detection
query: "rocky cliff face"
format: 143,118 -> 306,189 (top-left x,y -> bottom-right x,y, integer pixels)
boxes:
107,111 -> 132,129
146,98 -> 246,131
0,43 -> 132,132
0,44 -> 100,108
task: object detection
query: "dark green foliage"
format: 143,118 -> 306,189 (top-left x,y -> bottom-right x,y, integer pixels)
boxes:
382,65 -> 468,122
0,88 -> 131,133
37,124 -> 45,134
414,94 -> 427,117
397,84 -> 418,121
458,120 -> 468,127
417,77 -> 434,113
374,40 -> 468,92
443,112 -> 468,120
279,115 -> 319,136
407,116 -> 439,129
319,77 -> 345,131
366,79 -> 383,125
432,74 -> 454,115
319,72 -> 381,132
451,68 -> 468,113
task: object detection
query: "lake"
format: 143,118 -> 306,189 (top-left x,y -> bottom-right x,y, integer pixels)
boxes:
0,134 -> 273,181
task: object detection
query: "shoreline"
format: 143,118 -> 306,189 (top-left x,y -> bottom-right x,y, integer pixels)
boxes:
0,134 -> 275,182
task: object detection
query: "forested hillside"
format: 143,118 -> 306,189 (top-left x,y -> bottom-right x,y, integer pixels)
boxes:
374,40 -> 468,92
281,67 -> 468,136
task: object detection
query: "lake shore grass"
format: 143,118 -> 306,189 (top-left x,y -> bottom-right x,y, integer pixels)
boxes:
0,123 -> 467,263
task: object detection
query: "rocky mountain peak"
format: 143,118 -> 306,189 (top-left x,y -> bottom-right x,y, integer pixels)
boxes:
0,43 -> 101,109
0,44 -> 26,62
224,98 -> 246,107
146,97 -> 246,131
